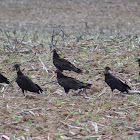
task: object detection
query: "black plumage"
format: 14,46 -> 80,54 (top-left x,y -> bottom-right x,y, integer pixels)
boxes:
137,58 -> 140,75
55,70 -> 91,93
0,73 -> 9,84
52,49 -> 82,73
104,66 -> 131,97
13,64 -> 43,95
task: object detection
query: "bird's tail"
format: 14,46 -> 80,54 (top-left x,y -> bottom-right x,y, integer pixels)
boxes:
4,77 -> 9,84
123,83 -> 131,93
84,83 -> 92,89
74,68 -> 82,73
35,84 -> 43,94
5,80 -> 9,84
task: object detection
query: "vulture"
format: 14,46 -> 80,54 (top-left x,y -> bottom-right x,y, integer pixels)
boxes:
137,58 -> 140,75
55,69 -> 91,94
52,49 -> 82,73
13,64 -> 43,95
0,73 -> 9,84
104,66 -> 131,97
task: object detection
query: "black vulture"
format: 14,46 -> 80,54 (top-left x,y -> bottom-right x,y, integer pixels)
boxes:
13,64 -> 43,95
0,73 -> 9,84
104,66 -> 131,97
55,69 -> 91,94
52,49 -> 82,73
137,58 -> 140,75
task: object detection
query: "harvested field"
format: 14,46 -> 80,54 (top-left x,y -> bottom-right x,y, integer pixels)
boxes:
0,30 -> 140,139
0,0 -> 140,140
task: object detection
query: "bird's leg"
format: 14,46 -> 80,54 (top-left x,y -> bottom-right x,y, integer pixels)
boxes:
72,90 -> 80,96
75,90 -> 83,96
110,90 -> 113,99
83,89 -> 86,95
66,93 -> 71,98
119,92 -> 126,97
22,89 -> 24,95
72,92 -> 78,96
22,89 -> 25,96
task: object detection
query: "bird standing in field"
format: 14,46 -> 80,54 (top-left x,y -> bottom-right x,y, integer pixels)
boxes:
137,58 -> 140,75
104,66 -> 131,97
55,69 -> 91,94
52,49 -> 82,73
13,64 -> 43,95
0,73 -> 9,84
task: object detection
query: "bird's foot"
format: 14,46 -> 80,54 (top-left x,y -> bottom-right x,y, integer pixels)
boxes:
72,93 -> 78,96
73,90 -> 83,96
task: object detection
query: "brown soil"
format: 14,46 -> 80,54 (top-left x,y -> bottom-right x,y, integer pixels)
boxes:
0,32 -> 140,139
0,0 -> 140,35
0,0 -> 140,140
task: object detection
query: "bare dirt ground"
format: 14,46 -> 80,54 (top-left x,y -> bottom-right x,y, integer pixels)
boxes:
0,0 -> 140,140
0,0 -> 140,35
0,31 -> 140,139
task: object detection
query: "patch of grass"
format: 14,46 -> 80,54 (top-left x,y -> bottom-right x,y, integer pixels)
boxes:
94,114 -> 99,120
93,83 -> 96,87
28,73 -> 32,79
1,64 -> 5,69
40,57 -> 43,61
82,124 -> 87,129
110,127 -> 115,133
48,87 -> 52,92
10,54 -> 16,59
102,100 -> 109,107
137,135 -> 140,140
127,96 -> 133,101
3,55 -> 7,60
13,115 -> 20,120
67,107 -> 74,110
58,130 -> 63,136
46,73 -> 49,82
56,100 -> 62,105
85,112 -> 92,117
83,62 -> 87,67
81,51 -> 86,57
98,65 -> 103,69
75,120 -> 80,126
8,61 -> 12,64
86,46 -> 89,51
28,119 -> 35,126
60,55 -> 64,58
103,103 -> 109,107
76,57 -> 80,61
112,48 -> 119,52
91,44 -> 94,49
10,136 -> 16,140
129,61 -> 133,64
28,119 -> 32,125
113,58 -> 118,62
131,110 -> 136,117
29,54 -> 33,58
15,130 -> 23,136
42,109 -> 47,117
89,99 -> 96,103
88,70 -> 94,77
